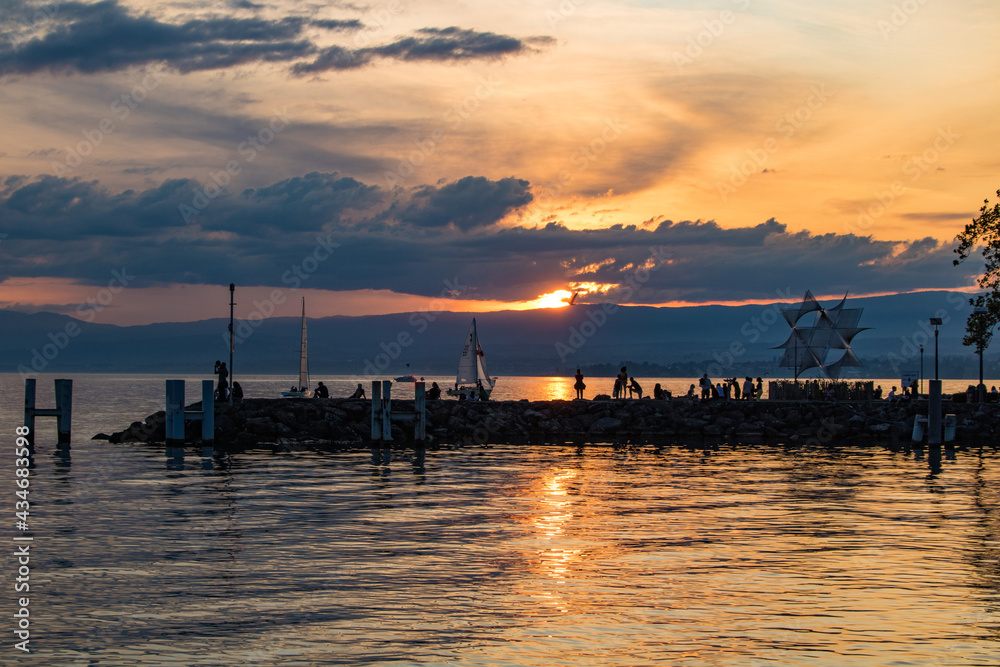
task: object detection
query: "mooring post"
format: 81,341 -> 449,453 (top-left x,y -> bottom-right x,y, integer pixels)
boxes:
23,378 -> 73,445
928,379 -> 943,446
370,381 -> 381,440
200,380 -> 215,442
165,380 -> 186,448
23,379 -> 36,444
55,379 -> 72,445
414,381 -> 426,441
381,380 -> 392,441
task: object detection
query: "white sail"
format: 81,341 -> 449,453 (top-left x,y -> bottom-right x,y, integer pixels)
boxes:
298,297 -> 309,391
456,318 -> 494,388
455,320 -> 478,384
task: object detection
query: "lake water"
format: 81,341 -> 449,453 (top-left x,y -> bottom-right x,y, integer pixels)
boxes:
2,373 -> 1000,665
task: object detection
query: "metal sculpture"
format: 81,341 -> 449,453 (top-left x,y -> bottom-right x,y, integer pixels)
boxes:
773,290 -> 869,380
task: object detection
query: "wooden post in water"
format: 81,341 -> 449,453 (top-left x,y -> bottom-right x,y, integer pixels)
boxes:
55,379 -> 72,445
370,381 -> 380,440
928,379 -> 943,446
414,381 -> 426,441
165,380 -> 186,451
23,379 -> 35,444
200,379 -> 215,454
381,380 -> 392,441
23,378 -> 73,445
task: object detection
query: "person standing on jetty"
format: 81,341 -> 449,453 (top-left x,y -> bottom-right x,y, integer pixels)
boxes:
742,377 -> 754,401
214,360 -> 229,402
574,369 -> 586,399
700,373 -> 712,399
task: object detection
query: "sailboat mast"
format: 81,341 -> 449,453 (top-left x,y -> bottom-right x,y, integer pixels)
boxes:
299,297 -> 309,390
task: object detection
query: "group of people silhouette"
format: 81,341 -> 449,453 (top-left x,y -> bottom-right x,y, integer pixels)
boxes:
695,374 -> 763,401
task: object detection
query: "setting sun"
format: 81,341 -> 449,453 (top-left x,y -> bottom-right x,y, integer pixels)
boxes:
527,290 -> 575,309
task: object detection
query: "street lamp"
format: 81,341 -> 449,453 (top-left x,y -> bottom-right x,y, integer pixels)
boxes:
930,317 -> 942,381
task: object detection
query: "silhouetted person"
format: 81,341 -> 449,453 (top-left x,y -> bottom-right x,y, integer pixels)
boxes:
231,381 -> 244,403
742,376 -> 754,401
350,383 -> 366,399
687,384 -> 696,399
755,377 -> 764,400
613,377 -> 622,399
731,377 -> 741,400
214,360 -> 229,401
314,381 -> 329,398
629,377 -> 643,399
654,383 -> 665,400
574,369 -> 586,399
700,373 -> 711,399
427,382 -> 441,400
874,385 -> 883,400
617,367 -> 629,395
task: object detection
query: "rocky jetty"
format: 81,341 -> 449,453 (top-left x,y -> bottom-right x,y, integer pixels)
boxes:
101,397 -> 1000,448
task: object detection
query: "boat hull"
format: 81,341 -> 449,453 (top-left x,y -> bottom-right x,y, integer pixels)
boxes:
446,385 -> 493,400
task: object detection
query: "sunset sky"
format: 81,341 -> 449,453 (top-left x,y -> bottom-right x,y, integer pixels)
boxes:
0,0 -> 997,325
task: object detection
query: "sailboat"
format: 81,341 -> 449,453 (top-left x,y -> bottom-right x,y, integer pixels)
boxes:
446,318 -> 497,400
280,298 -> 312,398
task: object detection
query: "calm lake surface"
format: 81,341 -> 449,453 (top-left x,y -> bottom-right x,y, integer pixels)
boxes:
2,373 -> 1000,665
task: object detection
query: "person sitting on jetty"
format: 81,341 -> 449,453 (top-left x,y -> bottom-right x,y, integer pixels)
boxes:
653,383 -> 667,400
886,386 -> 897,402
629,377 -> 643,399
874,385 -> 883,400
314,382 -> 329,398
350,383 -> 366,399
574,369 -> 586,400
687,384 -> 696,399
231,381 -> 244,403
714,382 -> 724,399
427,382 -> 441,400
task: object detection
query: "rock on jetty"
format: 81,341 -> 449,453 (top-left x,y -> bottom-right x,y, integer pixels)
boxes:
101,397 -> 1000,447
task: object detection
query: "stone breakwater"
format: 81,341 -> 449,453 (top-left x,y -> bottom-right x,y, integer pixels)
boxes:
101,397 -> 1000,447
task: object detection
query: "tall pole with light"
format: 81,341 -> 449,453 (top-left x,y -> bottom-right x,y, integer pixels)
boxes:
229,283 -> 235,406
974,306 -> 988,401
919,344 -> 923,396
928,317 -> 943,445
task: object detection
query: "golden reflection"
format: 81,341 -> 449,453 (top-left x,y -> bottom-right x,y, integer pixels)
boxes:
525,468 -> 583,614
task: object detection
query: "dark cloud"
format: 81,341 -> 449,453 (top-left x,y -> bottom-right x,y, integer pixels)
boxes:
0,1 -> 315,75
0,173 -> 975,302
292,27 -> 554,74
395,176 -> 532,231
0,2 -> 552,77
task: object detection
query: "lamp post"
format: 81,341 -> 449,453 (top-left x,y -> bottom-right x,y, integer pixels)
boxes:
928,317 -> 943,445
930,317 -> 942,380
974,306 -> 988,402
919,344 -> 923,396
228,283 -> 235,406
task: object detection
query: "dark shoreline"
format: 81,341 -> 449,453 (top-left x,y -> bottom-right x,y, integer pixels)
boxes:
100,396 -> 1000,449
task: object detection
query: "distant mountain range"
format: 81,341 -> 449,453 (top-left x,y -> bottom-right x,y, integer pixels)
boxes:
1,291 -> 995,380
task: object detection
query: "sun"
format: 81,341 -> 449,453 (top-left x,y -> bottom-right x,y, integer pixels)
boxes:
528,290 -> 575,309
